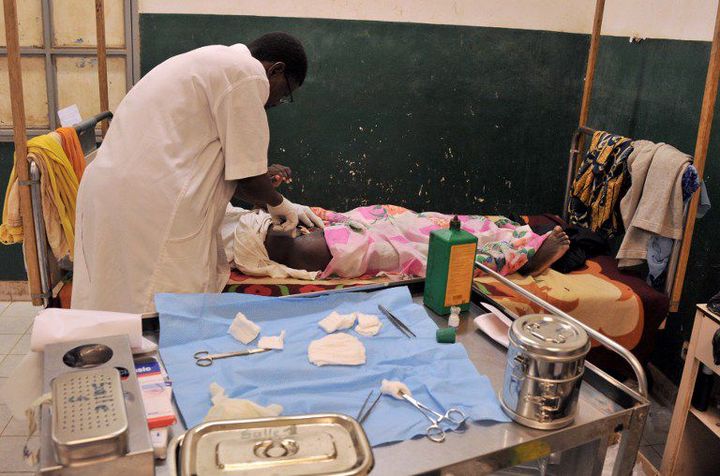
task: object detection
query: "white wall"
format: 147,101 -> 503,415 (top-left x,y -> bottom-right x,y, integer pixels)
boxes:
139,0 -> 718,41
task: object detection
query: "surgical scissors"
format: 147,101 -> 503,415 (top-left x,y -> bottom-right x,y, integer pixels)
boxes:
398,390 -> 467,442
193,348 -> 270,367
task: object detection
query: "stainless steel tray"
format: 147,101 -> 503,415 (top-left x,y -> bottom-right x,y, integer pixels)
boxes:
177,414 -> 373,476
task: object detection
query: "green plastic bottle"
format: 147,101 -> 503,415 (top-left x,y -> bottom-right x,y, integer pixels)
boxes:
423,216 -> 478,315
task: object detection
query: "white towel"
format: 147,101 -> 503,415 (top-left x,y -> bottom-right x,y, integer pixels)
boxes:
617,140 -> 691,267
230,208 -> 319,279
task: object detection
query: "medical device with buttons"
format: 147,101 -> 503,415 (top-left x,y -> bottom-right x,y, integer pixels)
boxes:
39,335 -> 154,475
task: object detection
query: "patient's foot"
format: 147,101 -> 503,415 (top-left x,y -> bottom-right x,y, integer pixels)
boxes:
519,226 -> 570,277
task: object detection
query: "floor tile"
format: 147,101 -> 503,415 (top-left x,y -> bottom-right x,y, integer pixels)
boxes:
0,336 -> 20,354
0,355 -> 24,378
2,417 -> 29,437
9,336 -> 30,356
0,316 -> 34,335
0,303 -> 40,319
0,436 -> 38,472
651,442 -> 666,462
639,445 -> 663,471
0,404 -> 11,434
642,398 -> 673,445
0,302 -> 11,315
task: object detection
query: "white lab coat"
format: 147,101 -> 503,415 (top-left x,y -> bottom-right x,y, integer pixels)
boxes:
72,44 -> 270,313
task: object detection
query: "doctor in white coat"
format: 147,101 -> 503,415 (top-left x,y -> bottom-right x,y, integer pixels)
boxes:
72,32 -> 322,313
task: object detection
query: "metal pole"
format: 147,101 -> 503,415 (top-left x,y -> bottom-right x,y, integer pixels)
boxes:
29,162 -> 50,307
3,0 -> 43,306
579,0 -> 605,128
95,0 -> 110,136
475,261 -> 648,398
670,0 -> 720,312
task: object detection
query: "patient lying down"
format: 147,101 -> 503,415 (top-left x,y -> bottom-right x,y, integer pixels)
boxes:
223,205 -> 570,280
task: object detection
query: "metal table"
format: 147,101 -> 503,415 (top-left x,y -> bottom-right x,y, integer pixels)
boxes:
147,282 -> 648,475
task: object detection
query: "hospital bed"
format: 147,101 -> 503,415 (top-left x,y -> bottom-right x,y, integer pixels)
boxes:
224,126 -> 680,379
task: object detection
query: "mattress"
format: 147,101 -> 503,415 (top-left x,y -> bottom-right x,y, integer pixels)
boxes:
475,214 -> 669,375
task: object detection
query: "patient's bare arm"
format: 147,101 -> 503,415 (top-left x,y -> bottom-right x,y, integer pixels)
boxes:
264,228 -> 332,272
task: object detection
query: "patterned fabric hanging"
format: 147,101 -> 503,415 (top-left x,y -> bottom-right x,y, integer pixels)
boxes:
568,131 -> 633,238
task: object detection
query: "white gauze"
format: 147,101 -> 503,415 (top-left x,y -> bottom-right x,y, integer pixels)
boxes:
228,311 -> 260,344
204,382 -> 282,422
258,330 -> 286,350
355,313 -> 382,336
318,311 -> 357,333
381,379 -> 411,399
308,333 -> 366,366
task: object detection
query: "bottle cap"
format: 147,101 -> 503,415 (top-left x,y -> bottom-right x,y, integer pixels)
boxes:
450,215 -> 461,230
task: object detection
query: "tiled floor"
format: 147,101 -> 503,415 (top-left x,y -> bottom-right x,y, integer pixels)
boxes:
0,300 -> 41,475
637,396 -> 673,472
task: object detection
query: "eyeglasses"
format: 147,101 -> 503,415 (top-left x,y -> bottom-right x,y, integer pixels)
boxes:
279,73 -> 294,104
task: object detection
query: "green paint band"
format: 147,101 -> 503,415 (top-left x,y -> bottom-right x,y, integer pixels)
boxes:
436,327 -> 456,344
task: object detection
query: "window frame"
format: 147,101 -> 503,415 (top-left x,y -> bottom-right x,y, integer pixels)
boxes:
0,0 -> 137,140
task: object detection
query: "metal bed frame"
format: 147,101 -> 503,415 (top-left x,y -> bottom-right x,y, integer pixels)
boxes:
28,111 -> 113,307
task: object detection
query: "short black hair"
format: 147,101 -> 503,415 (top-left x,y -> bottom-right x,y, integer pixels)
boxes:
248,32 -> 307,86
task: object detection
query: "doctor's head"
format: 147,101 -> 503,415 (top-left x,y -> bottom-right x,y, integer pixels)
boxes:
249,32 -> 307,109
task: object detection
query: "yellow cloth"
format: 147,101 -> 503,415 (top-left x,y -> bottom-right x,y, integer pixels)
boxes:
0,134 -> 79,260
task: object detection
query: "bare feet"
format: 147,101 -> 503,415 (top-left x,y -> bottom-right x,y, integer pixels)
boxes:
519,226 -> 571,276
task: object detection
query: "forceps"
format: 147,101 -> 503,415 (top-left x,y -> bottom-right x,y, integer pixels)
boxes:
398,390 -> 467,442
193,348 -> 270,367
378,305 -> 416,338
356,390 -> 382,424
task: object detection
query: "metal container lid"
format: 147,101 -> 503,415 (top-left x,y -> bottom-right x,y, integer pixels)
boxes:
510,314 -> 590,358
180,413 -> 373,476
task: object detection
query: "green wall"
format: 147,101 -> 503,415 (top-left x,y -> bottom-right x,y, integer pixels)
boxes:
0,142 -> 27,280
140,15 -> 588,214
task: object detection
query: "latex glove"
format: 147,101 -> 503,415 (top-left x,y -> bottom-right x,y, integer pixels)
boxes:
267,197 -> 299,233
295,204 -> 324,228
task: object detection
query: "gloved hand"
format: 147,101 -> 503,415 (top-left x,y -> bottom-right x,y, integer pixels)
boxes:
267,197 -> 299,233
295,204 -> 324,228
